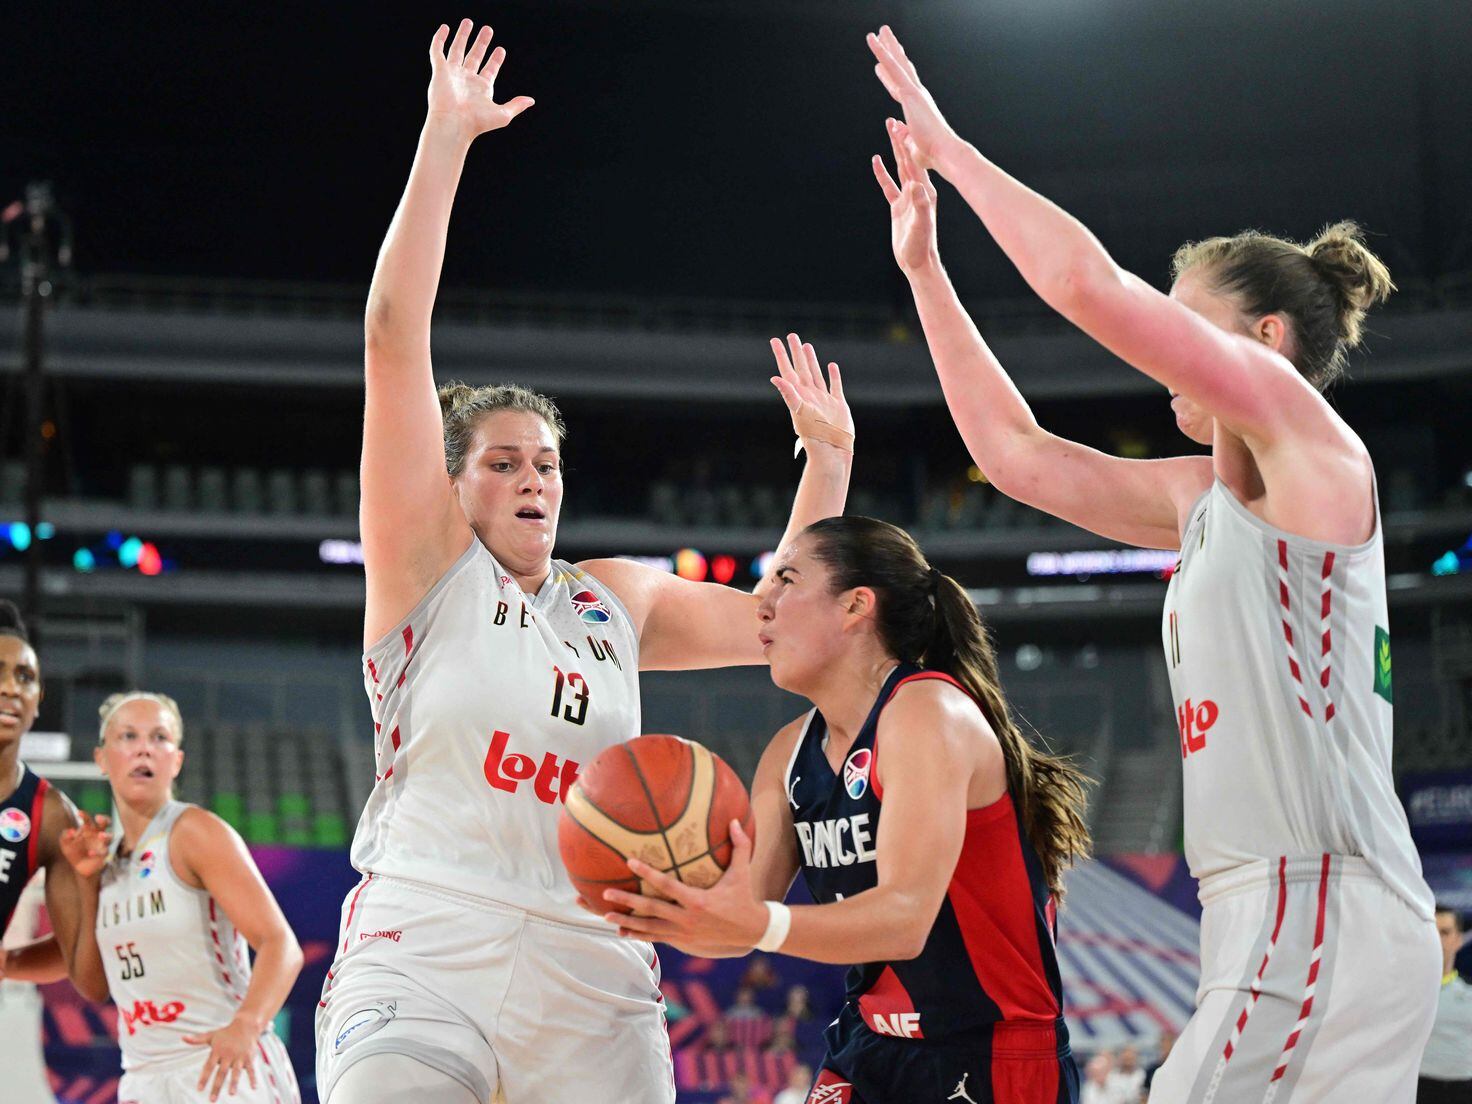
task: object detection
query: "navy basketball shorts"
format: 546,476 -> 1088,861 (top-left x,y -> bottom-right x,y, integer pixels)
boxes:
804,1004 -> 1079,1104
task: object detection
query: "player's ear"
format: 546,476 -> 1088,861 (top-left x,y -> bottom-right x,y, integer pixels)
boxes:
845,586 -> 878,620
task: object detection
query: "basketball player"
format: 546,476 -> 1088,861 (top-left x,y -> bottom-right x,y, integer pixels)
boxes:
0,599 -> 100,986
315,20 -> 853,1104
60,692 -> 303,1104
866,25 -> 1438,1100
606,517 -> 1089,1104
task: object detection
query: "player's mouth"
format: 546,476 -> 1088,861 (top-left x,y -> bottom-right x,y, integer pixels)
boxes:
129,765 -> 155,779
515,506 -> 547,523
0,703 -> 23,726
758,634 -> 773,652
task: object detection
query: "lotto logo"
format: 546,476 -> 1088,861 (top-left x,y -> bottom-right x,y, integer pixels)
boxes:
1177,698 -> 1219,758
483,730 -> 581,804
122,999 -> 186,1036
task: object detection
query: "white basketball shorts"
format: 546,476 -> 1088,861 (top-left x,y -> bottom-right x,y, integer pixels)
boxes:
118,1032 -> 300,1104
1149,854 -> 1439,1103
315,874 -> 674,1104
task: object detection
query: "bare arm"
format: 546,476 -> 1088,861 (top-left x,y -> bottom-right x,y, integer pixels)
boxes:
174,808 -> 303,1100
45,791 -> 110,1001
608,687 -> 993,965
361,20 -> 534,647
582,336 -> 852,670
869,27 -> 1349,458
0,936 -> 67,985
876,133 -> 1209,547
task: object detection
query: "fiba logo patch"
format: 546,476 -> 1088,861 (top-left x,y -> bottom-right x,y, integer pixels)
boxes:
334,1001 -> 398,1053
0,807 -> 31,844
842,748 -> 872,800
138,849 -> 157,878
570,589 -> 611,624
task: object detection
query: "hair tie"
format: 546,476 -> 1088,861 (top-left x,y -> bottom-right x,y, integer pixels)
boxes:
928,566 -> 943,595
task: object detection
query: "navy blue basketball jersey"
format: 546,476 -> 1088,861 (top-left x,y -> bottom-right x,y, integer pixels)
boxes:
0,764 -> 50,935
784,665 -> 1069,1054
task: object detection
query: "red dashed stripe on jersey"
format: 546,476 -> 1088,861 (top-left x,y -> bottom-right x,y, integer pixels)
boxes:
207,898 -> 247,1004
1277,541 -> 1314,718
256,1038 -> 286,1104
1221,857 -> 1288,1064
1319,552 -> 1336,722
1266,854 -> 1333,1093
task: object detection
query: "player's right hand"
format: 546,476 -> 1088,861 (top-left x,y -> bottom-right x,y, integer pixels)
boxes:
866,26 -> 957,171
873,117 -> 939,275
426,19 -> 535,142
59,812 -> 112,879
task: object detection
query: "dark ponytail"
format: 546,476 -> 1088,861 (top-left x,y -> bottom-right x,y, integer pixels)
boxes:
805,516 -> 1092,896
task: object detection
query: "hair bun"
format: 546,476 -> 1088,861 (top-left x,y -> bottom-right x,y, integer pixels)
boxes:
1305,221 -> 1395,350
436,380 -> 477,417
0,598 -> 28,641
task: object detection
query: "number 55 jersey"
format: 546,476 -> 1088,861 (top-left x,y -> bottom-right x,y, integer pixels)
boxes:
352,542 -> 642,926
98,799 -> 297,1099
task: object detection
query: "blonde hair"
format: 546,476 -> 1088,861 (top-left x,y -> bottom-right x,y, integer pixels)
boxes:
437,381 -> 566,477
98,691 -> 185,746
1171,220 -> 1395,388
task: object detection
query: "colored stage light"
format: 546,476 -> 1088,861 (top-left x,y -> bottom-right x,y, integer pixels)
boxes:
7,523 -> 31,551
138,543 -> 163,576
711,555 -> 737,585
73,548 -> 96,572
119,536 -> 144,568
674,548 -> 708,582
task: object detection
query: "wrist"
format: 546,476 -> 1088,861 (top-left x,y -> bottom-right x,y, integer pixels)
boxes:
421,113 -> 477,153
754,901 -> 792,953
901,253 -> 945,281
232,1009 -> 270,1036
930,131 -> 973,177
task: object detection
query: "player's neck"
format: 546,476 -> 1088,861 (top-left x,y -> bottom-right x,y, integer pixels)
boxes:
809,651 -> 901,745
0,741 -> 21,803
116,793 -> 171,853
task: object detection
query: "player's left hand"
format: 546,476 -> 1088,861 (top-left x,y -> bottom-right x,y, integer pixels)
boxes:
769,332 -> 852,458
184,1014 -> 260,1101
604,820 -> 770,950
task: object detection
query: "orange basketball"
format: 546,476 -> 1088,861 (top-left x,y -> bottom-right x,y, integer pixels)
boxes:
558,734 -> 754,915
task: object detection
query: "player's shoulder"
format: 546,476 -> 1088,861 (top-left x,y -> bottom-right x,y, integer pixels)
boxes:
756,711 -> 814,778
881,674 -> 992,748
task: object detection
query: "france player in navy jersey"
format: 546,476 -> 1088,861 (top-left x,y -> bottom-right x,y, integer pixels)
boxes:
606,517 -> 1091,1104
0,600 -> 108,986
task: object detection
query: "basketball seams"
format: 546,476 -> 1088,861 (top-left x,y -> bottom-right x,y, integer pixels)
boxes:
621,740 -> 685,881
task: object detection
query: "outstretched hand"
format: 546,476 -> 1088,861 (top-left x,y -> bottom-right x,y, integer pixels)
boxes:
866,26 -> 956,171
874,118 -> 939,274
59,812 -> 112,879
769,333 -> 853,457
426,19 -> 535,142
601,820 -> 770,950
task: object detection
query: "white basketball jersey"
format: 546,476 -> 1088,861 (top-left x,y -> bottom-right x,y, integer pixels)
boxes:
1162,479 -> 1432,918
98,801 -> 257,1070
352,542 -> 642,925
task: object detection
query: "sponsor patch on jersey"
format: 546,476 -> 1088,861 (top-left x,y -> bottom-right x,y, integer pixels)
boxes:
570,589 -> 611,624
137,849 -> 157,878
334,1000 -> 398,1053
1373,626 -> 1392,703
0,807 -> 31,844
842,747 -> 872,800
807,1070 -> 853,1104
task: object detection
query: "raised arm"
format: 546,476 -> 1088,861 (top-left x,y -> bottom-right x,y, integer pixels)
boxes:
49,797 -> 112,1002
868,27 -> 1333,453
874,123 -> 1210,549
361,20 -> 534,647
581,334 -> 852,670
174,809 -> 304,1102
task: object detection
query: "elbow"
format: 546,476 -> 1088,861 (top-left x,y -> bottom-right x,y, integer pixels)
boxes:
79,974 -> 111,1005
1038,254 -> 1118,319
279,932 -> 306,983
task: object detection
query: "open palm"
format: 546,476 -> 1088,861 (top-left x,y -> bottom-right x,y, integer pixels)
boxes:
770,333 -> 853,452
874,119 -> 939,274
426,19 -> 534,141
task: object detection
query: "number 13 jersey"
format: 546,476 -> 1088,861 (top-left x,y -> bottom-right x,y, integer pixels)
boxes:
352,541 -> 642,926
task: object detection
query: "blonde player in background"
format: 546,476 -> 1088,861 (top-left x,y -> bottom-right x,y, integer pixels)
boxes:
866,24 -> 1437,1102
62,692 -> 302,1104
315,17 -> 853,1104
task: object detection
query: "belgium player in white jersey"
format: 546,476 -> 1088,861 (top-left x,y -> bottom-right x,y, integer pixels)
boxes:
62,693 -> 303,1104
315,18 -> 853,1104
866,25 -> 1437,1103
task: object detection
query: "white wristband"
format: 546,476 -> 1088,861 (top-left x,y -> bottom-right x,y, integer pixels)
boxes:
755,901 -> 792,953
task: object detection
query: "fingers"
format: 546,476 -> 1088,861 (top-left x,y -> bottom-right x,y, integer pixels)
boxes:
887,118 -> 919,184
482,43 -> 507,83
430,24 -> 449,64
465,25 -> 493,72
627,857 -> 697,905
182,1033 -> 209,1046
504,96 -> 536,120
866,33 -> 916,101
448,18 -> 473,65
210,1059 -> 228,1102
728,818 -> 753,868
603,888 -> 682,919
246,1060 -> 258,1092
769,337 -> 799,387
873,155 -> 901,203
197,1051 -> 217,1091
787,333 -> 821,391
611,912 -> 677,939
879,25 -> 921,80
828,362 -> 845,400
228,1064 -> 242,1098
